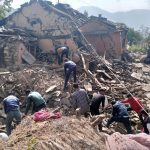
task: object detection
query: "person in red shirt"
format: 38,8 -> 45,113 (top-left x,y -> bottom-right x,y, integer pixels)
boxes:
122,94 -> 148,125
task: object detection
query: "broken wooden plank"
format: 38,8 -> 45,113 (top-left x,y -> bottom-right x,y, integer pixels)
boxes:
0,72 -> 10,75
45,85 -> 57,93
96,70 -> 112,80
22,49 -> 36,64
80,53 -> 102,88
86,70 -> 102,88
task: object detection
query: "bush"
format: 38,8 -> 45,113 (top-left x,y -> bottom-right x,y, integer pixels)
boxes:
128,44 -> 146,53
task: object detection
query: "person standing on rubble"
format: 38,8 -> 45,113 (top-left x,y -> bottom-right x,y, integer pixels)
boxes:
144,44 -> 150,64
55,42 -> 70,65
121,94 -> 148,125
141,113 -> 150,134
3,91 -> 21,135
90,89 -> 106,116
24,90 -> 46,115
71,83 -> 90,117
106,100 -> 132,134
63,58 -> 76,91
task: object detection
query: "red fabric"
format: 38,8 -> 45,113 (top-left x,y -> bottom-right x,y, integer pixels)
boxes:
33,110 -> 61,122
122,97 -> 144,114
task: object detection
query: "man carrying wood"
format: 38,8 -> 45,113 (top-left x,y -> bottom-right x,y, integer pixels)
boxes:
106,100 -> 132,134
24,90 -> 46,115
90,89 -> 106,116
71,83 -> 90,117
3,91 -> 21,135
63,58 -> 76,91
121,94 -> 148,125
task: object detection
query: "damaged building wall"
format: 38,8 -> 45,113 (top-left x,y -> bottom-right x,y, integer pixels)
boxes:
80,17 -> 126,58
1,39 -> 36,68
6,2 -> 73,38
3,40 -> 25,67
84,32 -> 122,58
0,0 -> 80,67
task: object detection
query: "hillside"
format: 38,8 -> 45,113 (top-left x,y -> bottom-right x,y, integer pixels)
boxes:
78,6 -> 150,29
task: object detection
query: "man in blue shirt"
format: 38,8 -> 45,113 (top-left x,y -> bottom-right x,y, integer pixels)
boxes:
106,100 -> 132,134
3,93 -> 21,135
63,59 -> 77,90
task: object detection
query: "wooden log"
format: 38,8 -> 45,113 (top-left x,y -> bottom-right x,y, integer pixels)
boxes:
80,53 -> 102,88
87,70 -> 102,88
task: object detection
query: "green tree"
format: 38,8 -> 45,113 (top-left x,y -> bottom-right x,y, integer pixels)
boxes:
127,28 -> 143,45
0,0 -> 13,19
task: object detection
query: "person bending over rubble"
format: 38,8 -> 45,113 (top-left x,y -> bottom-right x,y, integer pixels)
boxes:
106,100 -> 132,134
63,58 -> 76,91
3,91 -> 21,135
90,89 -> 106,116
24,90 -> 46,115
55,45 -> 70,65
71,83 -> 90,117
121,94 -> 148,125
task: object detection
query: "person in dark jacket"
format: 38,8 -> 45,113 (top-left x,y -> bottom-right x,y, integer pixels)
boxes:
106,100 -> 132,134
24,90 -> 46,115
55,46 -> 69,65
3,93 -> 21,135
141,113 -> 150,134
63,59 -> 76,90
90,89 -> 106,116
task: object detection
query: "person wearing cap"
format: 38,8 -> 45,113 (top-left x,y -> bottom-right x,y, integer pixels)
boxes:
63,59 -> 76,91
106,100 -> 132,134
121,94 -> 148,124
24,90 -> 46,115
71,83 -> 90,116
90,89 -> 106,116
3,92 -> 21,135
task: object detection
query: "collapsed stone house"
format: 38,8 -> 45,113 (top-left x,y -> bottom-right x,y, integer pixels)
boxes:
55,3 -> 128,59
0,0 -> 128,68
80,16 -> 128,58
0,0 -> 82,68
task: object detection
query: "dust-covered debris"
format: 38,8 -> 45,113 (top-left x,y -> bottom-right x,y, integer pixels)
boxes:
0,116 -> 106,150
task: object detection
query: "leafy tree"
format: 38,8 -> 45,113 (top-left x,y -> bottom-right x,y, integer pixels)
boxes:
83,10 -> 88,17
127,28 -> 143,45
0,0 -> 13,19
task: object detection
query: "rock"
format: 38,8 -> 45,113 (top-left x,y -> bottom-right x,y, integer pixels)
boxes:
145,92 -> 150,99
84,81 -> 92,92
131,72 -> 143,81
142,84 -> 150,92
0,133 -> 8,141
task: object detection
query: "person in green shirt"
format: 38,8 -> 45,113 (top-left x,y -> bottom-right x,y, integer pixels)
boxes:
24,90 -> 46,115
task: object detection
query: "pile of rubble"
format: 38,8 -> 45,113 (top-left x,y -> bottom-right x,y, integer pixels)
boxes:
0,52 -> 150,148
0,66 -> 64,114
0,116 -> 106,150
